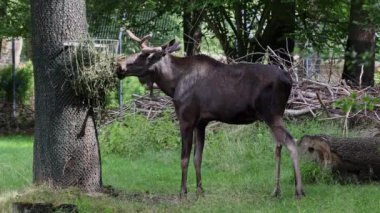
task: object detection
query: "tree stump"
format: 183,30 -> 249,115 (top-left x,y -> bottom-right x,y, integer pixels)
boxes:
298,135 -> 380,182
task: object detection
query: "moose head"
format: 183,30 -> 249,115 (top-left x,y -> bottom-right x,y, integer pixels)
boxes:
116,30 -> 180,80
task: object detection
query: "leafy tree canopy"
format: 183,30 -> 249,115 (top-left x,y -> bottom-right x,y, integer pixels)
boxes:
0,0 -> 30,38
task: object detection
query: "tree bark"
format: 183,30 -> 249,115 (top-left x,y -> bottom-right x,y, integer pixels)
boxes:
31,0 -> 102,191
299,135 -> 380,182
342,0 -> 376,87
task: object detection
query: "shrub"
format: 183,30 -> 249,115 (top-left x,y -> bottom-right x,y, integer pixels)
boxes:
105,77 -> 146,108
99,112 -> 179,158
0,61 -> 33,105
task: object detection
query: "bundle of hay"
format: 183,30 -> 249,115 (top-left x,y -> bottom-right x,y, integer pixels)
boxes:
63,39 -> 118,106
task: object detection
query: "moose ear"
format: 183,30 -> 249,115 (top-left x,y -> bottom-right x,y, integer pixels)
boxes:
162,39 -> 181,54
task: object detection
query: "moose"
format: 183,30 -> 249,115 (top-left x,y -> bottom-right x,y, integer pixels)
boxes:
116,30 -> 305,199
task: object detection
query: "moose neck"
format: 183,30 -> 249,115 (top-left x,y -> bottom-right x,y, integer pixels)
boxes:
151,55 -> 185,98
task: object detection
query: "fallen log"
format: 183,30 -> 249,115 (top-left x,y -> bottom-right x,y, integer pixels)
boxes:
298,135 -> 380,182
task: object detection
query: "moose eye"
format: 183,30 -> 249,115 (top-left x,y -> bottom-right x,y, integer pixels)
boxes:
308,147 -> 314,153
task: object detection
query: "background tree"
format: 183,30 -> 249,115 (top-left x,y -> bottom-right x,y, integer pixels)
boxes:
203,0 -> 295,65
253,0 -> 295,67
295,0 -> 349,54
0,0 -> 30,56
31,0 -> 102,191
182,0 -> 204,56
342,0 -> 376,87
203,1 -> 264,61
0,0 -> 30,38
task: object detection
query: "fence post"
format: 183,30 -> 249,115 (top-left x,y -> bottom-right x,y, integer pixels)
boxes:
117,25 -> 123,113
12,38 -> 16,120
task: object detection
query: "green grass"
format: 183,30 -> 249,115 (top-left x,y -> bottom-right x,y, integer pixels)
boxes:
0,136 -> 33,193
0,119 -> 379,212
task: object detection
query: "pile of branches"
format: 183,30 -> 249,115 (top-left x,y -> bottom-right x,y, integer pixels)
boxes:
287,79 -> 380,133
130,94 -> 174,119
260,47 -> 380,127
287,79 -> 380,117
98,94 -> 174,127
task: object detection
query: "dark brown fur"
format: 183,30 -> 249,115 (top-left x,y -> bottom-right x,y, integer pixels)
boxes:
116,44 -> 304,198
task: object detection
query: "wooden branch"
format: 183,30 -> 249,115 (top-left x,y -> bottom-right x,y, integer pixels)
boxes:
285,106 -> 320,116
316,92 -> 331,117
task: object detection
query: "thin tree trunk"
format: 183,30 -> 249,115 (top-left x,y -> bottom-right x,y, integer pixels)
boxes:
253,0 -> 295,68
342,0 -> 376,87
183,0 -> 203,56
31,0 -> 102,192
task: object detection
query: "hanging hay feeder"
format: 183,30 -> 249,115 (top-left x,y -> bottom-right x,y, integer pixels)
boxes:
63,39 -> 119,106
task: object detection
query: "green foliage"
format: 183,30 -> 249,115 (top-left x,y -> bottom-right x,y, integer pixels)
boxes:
375,71 -> 380,85
296,0 -> 349,55
99,112 -> 180,158
300,161 -> 334,184
0,0 -> 30,38
86,0 -> 183,53
333,92 -> 380,113
363,1 -> 380,27
0,61 -> 33,105
85,0 -> 379,65
120,77 -> 146,100
105,77 -> 146,108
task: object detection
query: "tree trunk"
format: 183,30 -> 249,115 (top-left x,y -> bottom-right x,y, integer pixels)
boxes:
342,0 -> 375,87
299,135 -> 380,182
182,0 -> 203,56
31,0 -> 102,191
253,0 -> 295,68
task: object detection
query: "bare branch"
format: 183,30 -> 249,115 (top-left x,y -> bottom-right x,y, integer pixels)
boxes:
126,30 -> 142,43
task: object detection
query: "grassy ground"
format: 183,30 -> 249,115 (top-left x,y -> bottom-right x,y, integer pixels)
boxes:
0,119 -> 379,212
0,136 -> 33,194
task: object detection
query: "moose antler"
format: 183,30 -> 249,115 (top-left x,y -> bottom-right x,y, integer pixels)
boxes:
126,30 -> 162,54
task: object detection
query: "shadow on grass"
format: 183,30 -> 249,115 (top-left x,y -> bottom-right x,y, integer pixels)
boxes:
102,185 -> 181,205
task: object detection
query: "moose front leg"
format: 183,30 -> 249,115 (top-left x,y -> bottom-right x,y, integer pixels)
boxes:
179,121 -> 194,199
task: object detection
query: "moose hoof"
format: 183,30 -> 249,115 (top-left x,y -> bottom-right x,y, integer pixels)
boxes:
179,191 -> 188,201
271,188 -> 281,198
196,187 -> 205,198
295,190 -> 305,199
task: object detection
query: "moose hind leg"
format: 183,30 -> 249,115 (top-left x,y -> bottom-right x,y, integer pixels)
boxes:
271,141 -> 282,197
270,125 -> 305,198
193,123 -> 206,196
179,121 -> 194,199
